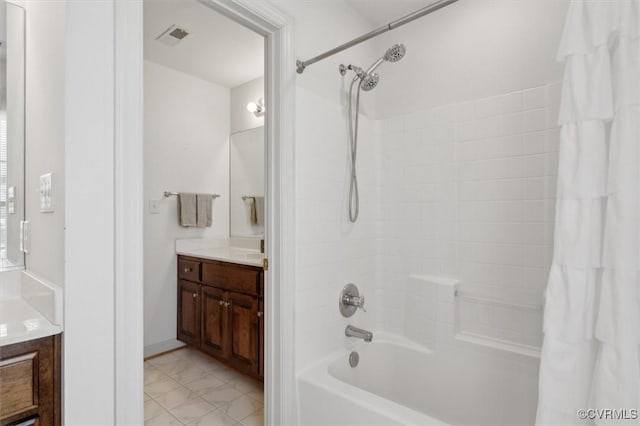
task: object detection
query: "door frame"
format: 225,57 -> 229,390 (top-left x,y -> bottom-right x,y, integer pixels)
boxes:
113,0 -> 297,424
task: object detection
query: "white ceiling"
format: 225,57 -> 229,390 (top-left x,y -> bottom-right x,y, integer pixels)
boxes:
345,0 -> 438,27
144,0 -> 264,88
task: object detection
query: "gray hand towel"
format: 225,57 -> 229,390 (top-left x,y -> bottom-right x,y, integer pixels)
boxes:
254,196 -> 265,226
249,197 -> 258,225
197,194 -> 213,228
178,193 -> 197,227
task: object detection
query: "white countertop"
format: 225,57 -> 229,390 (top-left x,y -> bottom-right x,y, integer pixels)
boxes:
0,298 -> 62,346
177,246 -> 264,268
0,271 -> 63,347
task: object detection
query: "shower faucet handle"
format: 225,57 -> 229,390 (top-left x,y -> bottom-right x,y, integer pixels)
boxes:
339,283 -> 366,317
342,294 -> 366,312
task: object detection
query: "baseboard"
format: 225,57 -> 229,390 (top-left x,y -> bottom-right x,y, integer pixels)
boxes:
144,339 -> 187,359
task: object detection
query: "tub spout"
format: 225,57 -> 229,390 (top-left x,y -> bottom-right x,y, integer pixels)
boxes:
345,325 -> 373,342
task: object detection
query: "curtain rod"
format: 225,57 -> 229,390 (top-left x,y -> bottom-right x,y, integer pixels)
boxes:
295,0 -> 459,74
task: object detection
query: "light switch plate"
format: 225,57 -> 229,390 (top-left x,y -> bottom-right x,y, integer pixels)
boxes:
149,200 -> 160,215
39,173 -> 54,212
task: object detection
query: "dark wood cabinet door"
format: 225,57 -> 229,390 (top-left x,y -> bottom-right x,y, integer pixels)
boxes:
200,286 -> 227,358
258,300 -> 264,379
177,280 -> 200,346
0,335 -> 60,426
227,292 -> 258,374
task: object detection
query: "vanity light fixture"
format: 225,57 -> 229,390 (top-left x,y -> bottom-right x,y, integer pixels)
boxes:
246,98 -> 265,117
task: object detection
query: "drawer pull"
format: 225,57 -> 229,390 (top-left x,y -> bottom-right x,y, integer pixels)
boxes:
257,312 -> 263,318
184,268 -> 191,273
219,300 -> 225,306
225,301 -> 232,308
192,293 -> 198,298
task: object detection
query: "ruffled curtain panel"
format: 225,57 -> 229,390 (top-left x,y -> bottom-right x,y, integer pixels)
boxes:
536,1 -> 640,425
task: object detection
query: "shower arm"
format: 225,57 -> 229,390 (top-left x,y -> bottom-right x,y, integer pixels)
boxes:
295,0 -> 458,74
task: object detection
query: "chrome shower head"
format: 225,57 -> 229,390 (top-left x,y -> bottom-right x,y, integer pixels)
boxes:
360,73 -> 379,91
384,43 -> 406,63
364,43 -> 407,75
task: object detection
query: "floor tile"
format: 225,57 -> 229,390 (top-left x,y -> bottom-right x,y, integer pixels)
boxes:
145,367 -> 169,386
148,352 -> 180,367
209,367 -> 239,383
189,408 -> 239,426
154,385 -> 200,411
244,390 -> 263,404
200,384 -> 244,409
145,411 -> 184,425
170,397 -> 215,424
144,399 -> 168,421
167,364 -> 211,385
223,395 -> 263,422
240,408 -> 264,426
145,377 -> 183,399
184,374 -> 226,395
145,393 -> 152,402
226,376 -> 261,394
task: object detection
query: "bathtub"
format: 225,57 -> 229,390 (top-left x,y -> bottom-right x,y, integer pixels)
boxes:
298,333 -> 538,426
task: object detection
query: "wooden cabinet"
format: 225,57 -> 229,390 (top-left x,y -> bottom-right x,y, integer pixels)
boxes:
200,286 -> 226,358
177,255 -> 264,381
177,280 -> 200,347
0,335 -> 61,426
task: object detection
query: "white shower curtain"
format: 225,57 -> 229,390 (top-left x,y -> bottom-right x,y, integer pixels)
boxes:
536,1 -> 640,425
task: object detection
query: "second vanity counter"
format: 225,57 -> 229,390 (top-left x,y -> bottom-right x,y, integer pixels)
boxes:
176,246 -> 264,268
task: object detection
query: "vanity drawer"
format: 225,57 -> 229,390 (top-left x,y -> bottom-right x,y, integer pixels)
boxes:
0,352 -> 38,421
202,262 -> 261,296
178,258 -> 201,282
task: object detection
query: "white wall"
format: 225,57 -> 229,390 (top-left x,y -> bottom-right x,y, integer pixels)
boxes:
21,0 -> 66,285
230,76 -> 263,134
144,60 -> 230,349
373,0 -> 568,118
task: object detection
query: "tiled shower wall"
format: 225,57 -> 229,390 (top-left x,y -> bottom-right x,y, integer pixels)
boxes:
377,82 -> 561,349
295,87 -> 380,370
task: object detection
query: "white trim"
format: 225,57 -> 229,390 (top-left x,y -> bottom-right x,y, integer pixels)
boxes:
114,0 -> 144,424
65,1 -> 116,422
113,1 -> 297,425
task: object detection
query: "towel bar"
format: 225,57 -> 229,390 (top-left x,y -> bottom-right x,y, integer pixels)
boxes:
164,191 -> 220,199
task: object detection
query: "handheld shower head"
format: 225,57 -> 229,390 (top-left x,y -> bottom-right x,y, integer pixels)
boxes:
384,43 -> 406,62
365,43 -> 407,75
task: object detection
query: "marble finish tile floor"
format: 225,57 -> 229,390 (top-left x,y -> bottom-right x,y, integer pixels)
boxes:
144,347 -> 263,425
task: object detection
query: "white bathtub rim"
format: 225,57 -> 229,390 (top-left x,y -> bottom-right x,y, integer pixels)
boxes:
298,363 -> 449,426
297,335 -> 448,426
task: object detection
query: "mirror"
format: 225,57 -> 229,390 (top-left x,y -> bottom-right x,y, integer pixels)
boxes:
229,127 -> 264,237
0,0 -> 25,270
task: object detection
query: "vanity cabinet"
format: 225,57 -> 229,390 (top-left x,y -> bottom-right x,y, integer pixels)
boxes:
177,255 -> 264,380
0,335 -> 61,426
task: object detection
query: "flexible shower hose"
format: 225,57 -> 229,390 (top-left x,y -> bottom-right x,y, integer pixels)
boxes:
348,78 -> 363,223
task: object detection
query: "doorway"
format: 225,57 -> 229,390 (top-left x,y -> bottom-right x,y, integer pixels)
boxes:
142,0 -> 267,424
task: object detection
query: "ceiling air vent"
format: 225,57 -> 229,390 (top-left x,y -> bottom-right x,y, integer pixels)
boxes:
155,25 -> 190,47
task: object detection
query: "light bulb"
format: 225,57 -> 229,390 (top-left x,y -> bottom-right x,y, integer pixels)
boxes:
246,102 -> 259,113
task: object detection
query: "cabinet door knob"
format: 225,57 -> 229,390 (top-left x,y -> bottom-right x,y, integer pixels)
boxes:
257,312 -> 263,318
219,300 -> 225,306
192,293 -> 197,298
225,301 -> 232,308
